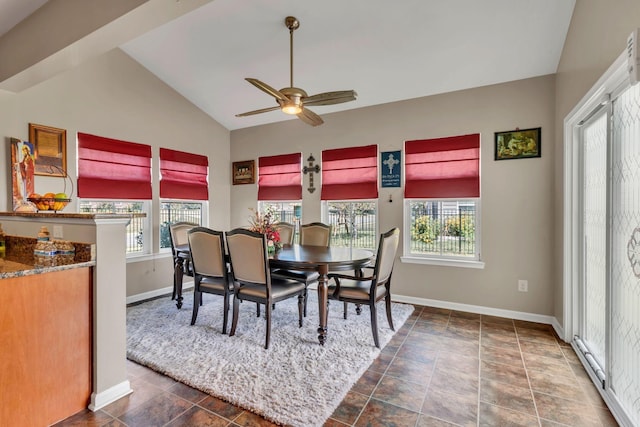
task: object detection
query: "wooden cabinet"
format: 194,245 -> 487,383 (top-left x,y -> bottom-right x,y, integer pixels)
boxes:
0,267 -> 92,426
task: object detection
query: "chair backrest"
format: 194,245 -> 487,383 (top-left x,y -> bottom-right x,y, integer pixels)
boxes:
277,222 -> 295,245
226,228 -> 269,286
300,222 -> 331,247
373,228 -> 400,284
187,227 -> 226,278
169,222 -> 198,255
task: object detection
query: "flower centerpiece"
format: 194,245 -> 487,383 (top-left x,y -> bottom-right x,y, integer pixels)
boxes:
248,208 -> 281,253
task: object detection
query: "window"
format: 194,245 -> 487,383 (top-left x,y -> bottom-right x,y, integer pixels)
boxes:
404,134 -> 481,265
159,201 -> 205,249
79,200 -> 150,254
323,200 -> 377,249
77,133 -> 152,255
258,153 -> 302,241
321,145 -> 378,249
159,148 -> 209,249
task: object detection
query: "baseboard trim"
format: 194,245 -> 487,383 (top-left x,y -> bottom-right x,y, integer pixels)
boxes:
126,281 -> 194,305
126,287 -> 565,342
89,380 -> 133,411
393,294 -> 564,340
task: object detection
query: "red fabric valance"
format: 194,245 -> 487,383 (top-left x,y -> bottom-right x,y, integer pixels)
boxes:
404,134 -> 480,198
160,148 -> 209,200
77,132 -> 152,199
258,153 -> 302,200
321,145 -> 378,200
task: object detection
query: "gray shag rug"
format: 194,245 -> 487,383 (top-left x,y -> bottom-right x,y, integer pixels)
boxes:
126,290 -> 414,426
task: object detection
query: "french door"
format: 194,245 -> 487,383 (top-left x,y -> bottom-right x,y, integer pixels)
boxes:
575,82 -> 640,427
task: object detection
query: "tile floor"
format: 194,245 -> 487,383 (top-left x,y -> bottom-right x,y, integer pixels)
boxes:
55,304 -> 619,427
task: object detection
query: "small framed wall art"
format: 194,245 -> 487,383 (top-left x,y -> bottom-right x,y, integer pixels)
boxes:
494,127 -> 541,160
29,123 -> 67,176
232,160 -> 255,185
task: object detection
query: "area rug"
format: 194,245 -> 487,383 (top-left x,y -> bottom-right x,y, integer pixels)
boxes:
126,290 -> 414,426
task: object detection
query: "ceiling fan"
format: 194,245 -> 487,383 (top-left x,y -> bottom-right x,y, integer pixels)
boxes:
236,16 -> 357,126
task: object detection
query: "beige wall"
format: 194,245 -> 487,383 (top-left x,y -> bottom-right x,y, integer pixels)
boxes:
0,48 -> 231,297
232,75 -> 556,316
553,0 -> 640,324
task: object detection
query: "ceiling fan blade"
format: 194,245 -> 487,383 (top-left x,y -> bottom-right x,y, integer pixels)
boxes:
297,108 -> 324,126
235,106 -> 281,117
303,90 -> 357,106
245,78 -> 289,102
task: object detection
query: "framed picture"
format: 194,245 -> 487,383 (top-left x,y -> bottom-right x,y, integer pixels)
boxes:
29,123 -> 67,176
494,127 -> 541,160
10,138 -> 36,209
232,160 -> 255,185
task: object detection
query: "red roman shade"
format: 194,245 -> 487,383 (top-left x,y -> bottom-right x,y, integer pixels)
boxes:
77,132 -> 152,199
321,145 -> 378,200
160,148 -> 209,200
404,134 -> 480,198
258,153 -> 302,200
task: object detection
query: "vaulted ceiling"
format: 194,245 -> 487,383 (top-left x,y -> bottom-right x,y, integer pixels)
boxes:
1,0 -> 576,130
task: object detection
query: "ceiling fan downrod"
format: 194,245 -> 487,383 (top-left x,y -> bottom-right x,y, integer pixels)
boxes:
285,16 -> 299,88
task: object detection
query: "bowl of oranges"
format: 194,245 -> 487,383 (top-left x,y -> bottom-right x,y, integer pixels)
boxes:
28,192 -> 71,212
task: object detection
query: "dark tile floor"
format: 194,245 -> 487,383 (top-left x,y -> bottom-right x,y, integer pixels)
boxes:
55,304 -> 619,427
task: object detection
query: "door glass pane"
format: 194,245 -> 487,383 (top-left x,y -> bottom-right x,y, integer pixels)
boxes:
581,113 -> 608,368
610,83 -> 640,426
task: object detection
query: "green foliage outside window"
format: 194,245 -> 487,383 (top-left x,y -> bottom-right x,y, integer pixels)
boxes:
411,215 -> 441,244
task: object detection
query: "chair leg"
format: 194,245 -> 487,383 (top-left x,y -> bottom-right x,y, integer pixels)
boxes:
190,290 -> 200,325
298,294 -> 304,327
385,295 -> 395,331
256,302 -> 261,317
230,296 -> 240,337
265,302 -> 272,349
370,302 -> 380,348
303,287 -> 308,317
343,301 -> 348,320
222,293 -> 229,334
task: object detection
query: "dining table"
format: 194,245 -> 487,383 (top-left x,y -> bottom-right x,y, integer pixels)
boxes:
270,244 -> 375,345
172,242 -> 375,345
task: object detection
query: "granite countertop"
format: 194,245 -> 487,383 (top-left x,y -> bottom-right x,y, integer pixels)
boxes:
0,258 -> 96,279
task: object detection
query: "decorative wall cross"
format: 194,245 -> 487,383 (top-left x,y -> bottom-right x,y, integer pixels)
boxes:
302,154 -> 320,193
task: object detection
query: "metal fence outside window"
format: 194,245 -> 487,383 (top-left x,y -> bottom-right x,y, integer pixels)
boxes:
325,202 -> 377,249
409,201 -> 476,257
79,201 -> 147,253
159,202 -> 203,249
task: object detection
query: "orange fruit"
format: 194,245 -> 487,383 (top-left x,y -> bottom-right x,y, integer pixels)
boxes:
43,192 -> 55,199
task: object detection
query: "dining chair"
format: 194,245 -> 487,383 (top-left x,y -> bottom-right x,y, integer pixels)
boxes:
169,221 -> 198,302
226,228 -> 306,349
327,227 -> 400,348
271,221 -> 331,316
276,222 -> 295,245
187,227 -> 233,333
299,222 -> 331,246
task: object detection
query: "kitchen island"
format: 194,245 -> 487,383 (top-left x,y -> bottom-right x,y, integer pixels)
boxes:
0,260 -> 94,426
0,211 -> 134,422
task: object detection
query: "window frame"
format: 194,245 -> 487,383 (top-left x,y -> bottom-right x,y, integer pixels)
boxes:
321,199 -> 379,251
158,199 -> 208,252
402,198 -> 484,269
78,199 -> 152,257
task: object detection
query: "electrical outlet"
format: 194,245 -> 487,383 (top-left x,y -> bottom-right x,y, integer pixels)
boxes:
53,225 -> 63,238
518,279 -> 528,292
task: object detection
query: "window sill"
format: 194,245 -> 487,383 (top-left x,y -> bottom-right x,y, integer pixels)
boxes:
400,256 -> 485,269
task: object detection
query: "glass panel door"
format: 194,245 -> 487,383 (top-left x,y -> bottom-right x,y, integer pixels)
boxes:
580,111 -> 608,373
609,83 -> 640,426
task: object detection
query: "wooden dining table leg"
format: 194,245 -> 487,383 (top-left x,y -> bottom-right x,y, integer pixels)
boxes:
317,263 -> 329,345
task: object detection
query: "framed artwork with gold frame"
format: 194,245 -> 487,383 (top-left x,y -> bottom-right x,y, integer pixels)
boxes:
232,160 -> 255,185
29,123 -> 67,176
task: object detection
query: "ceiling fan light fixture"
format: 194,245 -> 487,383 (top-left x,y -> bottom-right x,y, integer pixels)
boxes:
281,104 -> 302,115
